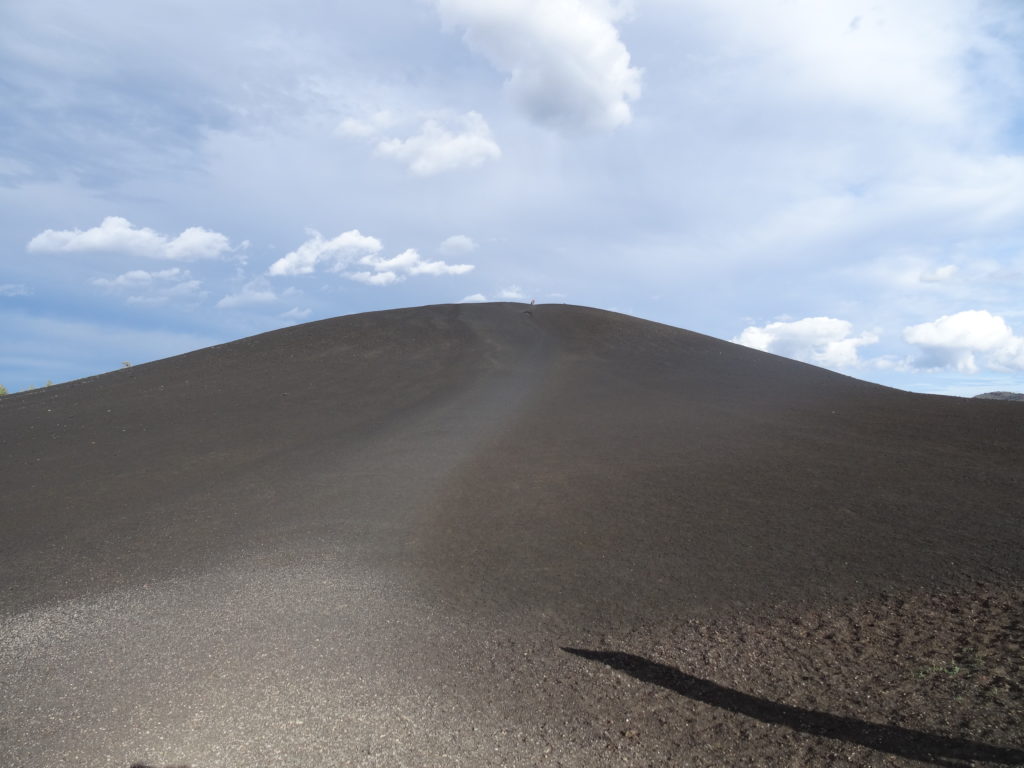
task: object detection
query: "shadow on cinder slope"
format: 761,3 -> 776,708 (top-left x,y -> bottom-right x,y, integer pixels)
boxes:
563,648 -> 1024,767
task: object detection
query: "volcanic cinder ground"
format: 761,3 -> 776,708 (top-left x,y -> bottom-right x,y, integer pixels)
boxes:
2,303 -> 1022,767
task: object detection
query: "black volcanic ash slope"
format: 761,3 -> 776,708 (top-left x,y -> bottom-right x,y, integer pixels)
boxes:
2,302 -> 1024,768
2,302 -> 1022,617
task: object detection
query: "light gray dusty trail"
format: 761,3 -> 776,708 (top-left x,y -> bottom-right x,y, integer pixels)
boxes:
0,304 -> 551,612
2,305 -> 566,767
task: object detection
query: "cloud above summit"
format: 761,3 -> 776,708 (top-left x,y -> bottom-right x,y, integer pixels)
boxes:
267,230 -> 384,277
432,0 -> 642,130
268,230 -> 474,286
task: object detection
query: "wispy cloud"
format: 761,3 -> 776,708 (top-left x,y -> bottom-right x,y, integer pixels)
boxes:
91,267 -> 205,305
92,268 -> 189,289
439,234 -> 478,255
337,110 -> 396,138
339,109 -> 501,175
280,307 -> 312,322
375,111 -> 501,175
497,285 -> 525,300
216,278 -> 278,309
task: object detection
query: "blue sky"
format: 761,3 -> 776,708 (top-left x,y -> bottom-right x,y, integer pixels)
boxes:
2,0 -> 1023,396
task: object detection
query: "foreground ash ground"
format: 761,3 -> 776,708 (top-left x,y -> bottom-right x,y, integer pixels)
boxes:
1,303 -> 1022,767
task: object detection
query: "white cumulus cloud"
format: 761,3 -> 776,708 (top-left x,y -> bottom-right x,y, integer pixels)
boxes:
363,248 -> 474,277
0,283 -> 31,296
459,293 -> 488,303
903,310 -> 1024,373
919,264 -> 959,283
28,217 -> 233,260
267,229 -> 383,277
433,0 -> 642,131
376,111 -> 501,175
352,248 -> 474,286
269,232 -> 474,286
497,285 -> 526,300
734,316 -> 879,369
